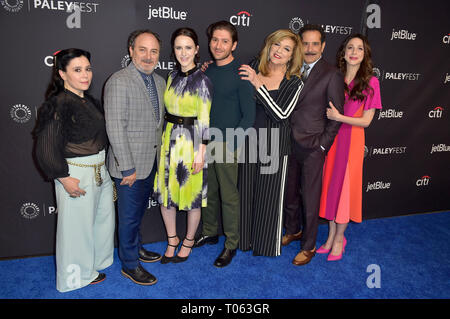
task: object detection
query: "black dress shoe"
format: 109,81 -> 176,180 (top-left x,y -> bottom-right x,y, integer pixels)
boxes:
90,273 -> 106,285
139,247 -> 162,263
121,265 -> 157,286
214,248 -> 236,268
194,234 -> 219,248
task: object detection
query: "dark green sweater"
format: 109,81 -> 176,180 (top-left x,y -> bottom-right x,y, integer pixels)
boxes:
206,59 -> 255,146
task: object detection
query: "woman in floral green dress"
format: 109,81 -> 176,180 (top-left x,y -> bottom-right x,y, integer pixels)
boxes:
154,28 -> 212,263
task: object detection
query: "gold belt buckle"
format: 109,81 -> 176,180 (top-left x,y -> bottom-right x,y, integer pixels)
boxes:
94,164 -> 103,187
66,160 -> 105,187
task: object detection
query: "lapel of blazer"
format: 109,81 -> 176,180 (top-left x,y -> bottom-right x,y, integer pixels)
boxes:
297,58 -> 326,104
126,62 -> 160,122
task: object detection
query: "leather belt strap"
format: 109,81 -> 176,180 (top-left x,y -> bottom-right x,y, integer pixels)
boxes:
164,112 -> 197,125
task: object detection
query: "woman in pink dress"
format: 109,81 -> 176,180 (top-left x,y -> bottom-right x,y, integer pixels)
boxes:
317,34 -> 382,261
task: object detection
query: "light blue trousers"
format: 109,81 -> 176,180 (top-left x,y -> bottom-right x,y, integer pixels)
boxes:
54,150 -> 115,292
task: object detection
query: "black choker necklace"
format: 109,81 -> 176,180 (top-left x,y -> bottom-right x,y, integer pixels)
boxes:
180,66 -> 198,77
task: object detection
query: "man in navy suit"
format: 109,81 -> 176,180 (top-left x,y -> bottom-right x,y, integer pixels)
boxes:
283,24 -> 345,266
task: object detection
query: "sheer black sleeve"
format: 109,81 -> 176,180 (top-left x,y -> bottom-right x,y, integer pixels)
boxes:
34,113 -> 69,180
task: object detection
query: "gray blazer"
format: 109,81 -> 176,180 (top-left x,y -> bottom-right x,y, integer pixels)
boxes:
104,62 -> 166,180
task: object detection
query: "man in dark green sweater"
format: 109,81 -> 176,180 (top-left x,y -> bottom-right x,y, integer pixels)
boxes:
194,21 -> 255,268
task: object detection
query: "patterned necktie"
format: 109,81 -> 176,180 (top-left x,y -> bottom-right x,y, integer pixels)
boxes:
301,64 -> 310,82
145,74 -> 160,122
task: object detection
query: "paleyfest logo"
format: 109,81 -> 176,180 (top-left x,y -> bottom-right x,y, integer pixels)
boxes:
289,17 -> 304,33
372,67 -> 420,81
20,203 -> 40,219
120,54 -> 175,71
10,104 -> 32,123
1,0 -> 23,12
20,202 -> 57,219
32,0 -> 99,13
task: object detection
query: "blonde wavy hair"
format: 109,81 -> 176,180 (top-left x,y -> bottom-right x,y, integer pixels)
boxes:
258,29 -> 303,80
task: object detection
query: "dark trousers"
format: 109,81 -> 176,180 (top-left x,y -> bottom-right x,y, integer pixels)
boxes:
114,160 -> 157,270
284,148 -> 325,251
202,142 -> 240,250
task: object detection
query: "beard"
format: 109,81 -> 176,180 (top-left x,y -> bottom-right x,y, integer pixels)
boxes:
133,58 -> 156,74
212,50 -> 232,61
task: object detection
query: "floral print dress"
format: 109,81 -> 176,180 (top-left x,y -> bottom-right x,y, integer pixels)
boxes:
154,67 -> 213,210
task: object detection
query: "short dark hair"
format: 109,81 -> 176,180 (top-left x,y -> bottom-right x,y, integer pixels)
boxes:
127,29 -> 161,49
298,24 -> 326,43
206,20 -> 238,43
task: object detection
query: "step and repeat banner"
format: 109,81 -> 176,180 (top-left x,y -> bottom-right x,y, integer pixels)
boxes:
1,0 -> 449,258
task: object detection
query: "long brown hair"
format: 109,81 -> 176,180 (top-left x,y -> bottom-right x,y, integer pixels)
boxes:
336,34 -> 373,101
258,29 -> 303,80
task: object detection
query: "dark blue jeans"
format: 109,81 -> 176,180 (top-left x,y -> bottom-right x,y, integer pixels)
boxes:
114,161 -> 157,270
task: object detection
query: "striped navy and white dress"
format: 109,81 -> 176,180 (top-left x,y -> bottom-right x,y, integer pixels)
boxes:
238,60 -> 304,256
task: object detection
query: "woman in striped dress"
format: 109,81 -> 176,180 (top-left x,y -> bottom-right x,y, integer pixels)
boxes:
237,29 -> 304,256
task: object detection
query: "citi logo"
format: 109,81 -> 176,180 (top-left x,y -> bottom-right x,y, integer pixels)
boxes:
390,28 -> 417,41
230,11 -> 251,27
147,5 -> 187,20
428,106 -> 443,118
443,34 -> 450,44
416,175 -> 430,187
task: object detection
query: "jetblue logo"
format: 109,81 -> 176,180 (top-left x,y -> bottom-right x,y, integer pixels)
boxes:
148,5 -> 187,20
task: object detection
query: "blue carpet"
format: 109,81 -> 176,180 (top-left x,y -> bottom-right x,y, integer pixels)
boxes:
1,211 -> 449,299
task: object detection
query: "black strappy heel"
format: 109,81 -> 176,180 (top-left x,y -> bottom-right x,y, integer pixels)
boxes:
173,237 -> 194,263
160,235 -> 180,264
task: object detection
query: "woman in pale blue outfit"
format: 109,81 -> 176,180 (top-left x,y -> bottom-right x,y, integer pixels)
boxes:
34,48 -> 115,292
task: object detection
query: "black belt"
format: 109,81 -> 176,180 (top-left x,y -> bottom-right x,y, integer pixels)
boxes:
164,112 -> 197,125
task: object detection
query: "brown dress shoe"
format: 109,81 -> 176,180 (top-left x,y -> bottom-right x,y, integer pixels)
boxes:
282,231 -> 302,246
292,248 -> 316,266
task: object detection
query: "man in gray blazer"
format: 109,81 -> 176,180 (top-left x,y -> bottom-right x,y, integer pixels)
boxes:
104,29 -> 165,285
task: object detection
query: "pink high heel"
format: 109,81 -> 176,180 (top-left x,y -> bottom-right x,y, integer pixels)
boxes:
327,237 -> 347,261
316,245 -> 331,254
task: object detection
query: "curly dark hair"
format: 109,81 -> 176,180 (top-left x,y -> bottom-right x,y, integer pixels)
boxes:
35,48 -> 91,136
45,48 -> 91,100
336,34 -> 374,101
